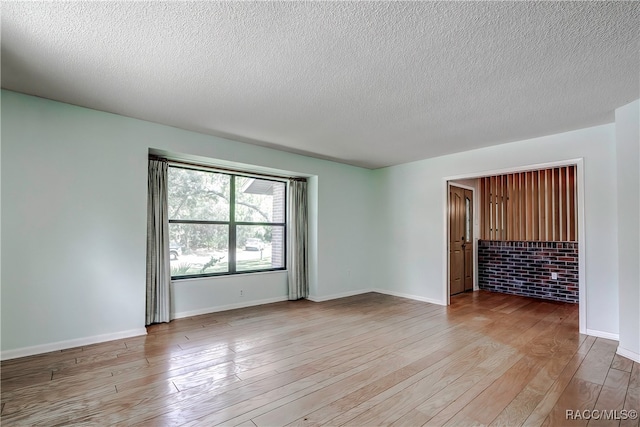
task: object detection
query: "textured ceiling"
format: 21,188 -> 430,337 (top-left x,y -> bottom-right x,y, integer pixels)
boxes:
2,1 -> 639,169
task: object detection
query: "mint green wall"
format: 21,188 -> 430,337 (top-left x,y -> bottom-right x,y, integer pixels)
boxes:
375,124 -> 620,336
615,99 -> 640,360
1,90 -> 375,355
1,89 -> 634,358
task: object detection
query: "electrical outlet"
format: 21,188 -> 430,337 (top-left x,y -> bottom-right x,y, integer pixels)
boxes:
551,272 -> 558,280
240,289 -> 244,297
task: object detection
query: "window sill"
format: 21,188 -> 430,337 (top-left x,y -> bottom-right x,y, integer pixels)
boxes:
171,269 -> 288,283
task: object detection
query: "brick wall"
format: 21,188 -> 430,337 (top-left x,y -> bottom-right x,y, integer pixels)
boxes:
478,240 -> 579,303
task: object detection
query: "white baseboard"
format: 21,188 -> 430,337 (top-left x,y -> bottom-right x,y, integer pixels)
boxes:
0,328 -> 148,361
172,295 -> 289,319
307,288 -> 446,305
616,346 -> 640,363
372,288 -> 446,306
586,328 -> 620,341
306,289 -> 373,302
307,289 -> 445,306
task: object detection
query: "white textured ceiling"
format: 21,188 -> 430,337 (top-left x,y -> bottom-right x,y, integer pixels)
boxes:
2,1 -> 639,169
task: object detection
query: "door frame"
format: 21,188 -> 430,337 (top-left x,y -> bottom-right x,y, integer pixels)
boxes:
447,182 -> 477,297
442,158 -> 586,335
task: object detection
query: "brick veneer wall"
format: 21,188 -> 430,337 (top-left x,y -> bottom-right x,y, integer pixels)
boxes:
478,240 -> 579,303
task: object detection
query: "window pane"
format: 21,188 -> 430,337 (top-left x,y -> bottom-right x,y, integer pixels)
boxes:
236,225 -> 285,271
169,223 -> 229,276
465,197 -> 471,242
168,167 -> 230,221
235,177 -> 285,223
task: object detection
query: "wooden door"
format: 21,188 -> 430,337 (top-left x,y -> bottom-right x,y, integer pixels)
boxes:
449,185 -> 474,296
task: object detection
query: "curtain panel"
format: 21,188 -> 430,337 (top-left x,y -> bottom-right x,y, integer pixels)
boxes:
287,179 -> 309,300
146,158 -> 171,324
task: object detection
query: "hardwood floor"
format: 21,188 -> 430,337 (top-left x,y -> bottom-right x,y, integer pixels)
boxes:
1,291 -> 638,426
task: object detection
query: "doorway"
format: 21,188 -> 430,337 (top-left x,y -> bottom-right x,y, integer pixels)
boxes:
443,159 -> 585,333
449,185 -> 474,296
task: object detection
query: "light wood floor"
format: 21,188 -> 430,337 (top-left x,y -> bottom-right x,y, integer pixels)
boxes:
1,291 -> 638,426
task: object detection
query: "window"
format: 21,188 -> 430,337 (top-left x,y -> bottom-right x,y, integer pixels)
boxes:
168,166 -> 286,278
465,196 -> 471,243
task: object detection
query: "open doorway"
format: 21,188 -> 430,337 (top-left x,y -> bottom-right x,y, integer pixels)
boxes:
449,184 -> 474,296
446,162 -> 583,328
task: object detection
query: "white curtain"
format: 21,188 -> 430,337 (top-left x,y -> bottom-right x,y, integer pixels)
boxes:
146,159 -> 171,324
287,179 -> 309,300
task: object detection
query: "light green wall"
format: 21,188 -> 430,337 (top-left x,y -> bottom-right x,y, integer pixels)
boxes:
1,90 -> 376,355
375,124 -> 620,336
615,99 -> 640,360
2,89 -> 635,359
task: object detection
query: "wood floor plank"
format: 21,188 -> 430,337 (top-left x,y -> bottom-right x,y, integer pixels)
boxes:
232,352 -> 418,427
489,344 -> 584,426
619,384 -> 639,427
390,345 -> 516,427
55,366 -> 313,426
1,291 -> 634,427
235,309 -> 453,381
212,327 -> 483,426
521,335 -> 596,426
292,335 -> 498,427
444,354 -> 550,426
487,315 -> 586,426
205,349 -> 427,427
331,338 -> 499,426
574,338 -> 619,385
612,354 -> 635,373
427,305 -> 575,426
630,362 -> 640,389
543,377 -> 602,427
593,367 -> 631,412
1,380 -> 116,417
364,302 -> 559,424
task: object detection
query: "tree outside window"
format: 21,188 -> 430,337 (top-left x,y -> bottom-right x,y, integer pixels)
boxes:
168,166 -> 285,278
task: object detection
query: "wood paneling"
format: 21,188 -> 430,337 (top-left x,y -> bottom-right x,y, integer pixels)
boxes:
480,166 -> 577,241
2,292 -> 636,426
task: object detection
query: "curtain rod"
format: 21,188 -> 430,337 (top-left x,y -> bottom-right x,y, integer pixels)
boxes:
149,156 -> 306,181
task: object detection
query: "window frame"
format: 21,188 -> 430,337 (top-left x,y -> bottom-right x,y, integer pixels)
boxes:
168,164 -> 287,279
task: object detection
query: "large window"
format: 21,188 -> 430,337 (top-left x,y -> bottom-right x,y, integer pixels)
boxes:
168,166 -> 286,278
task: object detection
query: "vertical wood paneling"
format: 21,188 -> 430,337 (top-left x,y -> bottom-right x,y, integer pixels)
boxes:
479,166 -> 577,242
553,168 -> 560,240
503,175 -> 508,238
511,174 -> 520,240
490,175 -> 496,240
507,174 -> 514,240
560,167 -> 568,241
499,176 -> 504,239
502,175 -> 509,240
568,166 -> 576,241
523,172 -> 531,240
538,171 -> 547,241
518,173 -> 525,240
485,176 -> 490,240
497,175 -> 503,240
533,170 -> 539,241
545,169 -> 552,241
482,176 -> 487,241
482,178 -> 489,240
